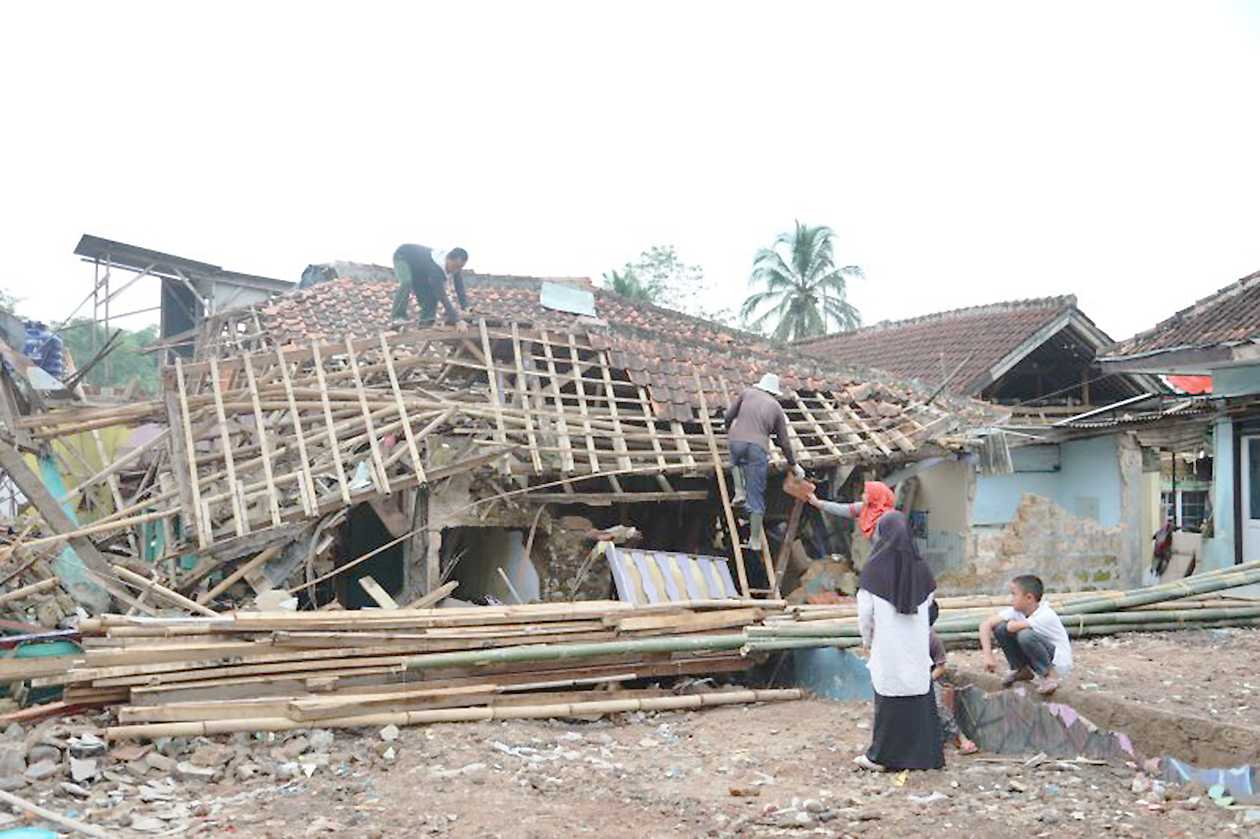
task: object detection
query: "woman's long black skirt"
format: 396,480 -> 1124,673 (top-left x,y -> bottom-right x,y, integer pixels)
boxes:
866,690 -> 944,770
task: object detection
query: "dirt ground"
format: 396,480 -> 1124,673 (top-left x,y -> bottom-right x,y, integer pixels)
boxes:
949,626 -> 1260,730
2,629 -> 1259,837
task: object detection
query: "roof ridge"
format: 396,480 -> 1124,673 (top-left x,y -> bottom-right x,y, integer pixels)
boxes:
794,294 -> 1077,345
1111,268 -> 1260,352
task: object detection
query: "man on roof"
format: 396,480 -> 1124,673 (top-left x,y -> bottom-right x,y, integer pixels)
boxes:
391,244 -> 470,331
724,373 -> 805,550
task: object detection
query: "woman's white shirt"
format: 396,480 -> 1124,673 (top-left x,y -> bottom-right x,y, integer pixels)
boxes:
857,588 -> 933,697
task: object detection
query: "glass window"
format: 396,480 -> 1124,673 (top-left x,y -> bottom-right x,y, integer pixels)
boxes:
1180,491 -> 1208,532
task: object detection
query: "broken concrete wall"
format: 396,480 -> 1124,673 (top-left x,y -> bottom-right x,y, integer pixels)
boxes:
963,433 -> 1148,594
954,493 -> 1131,595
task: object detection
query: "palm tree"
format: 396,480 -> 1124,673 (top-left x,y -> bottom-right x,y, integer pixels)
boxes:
741,222 -> 863,341
602,269 -> 658,303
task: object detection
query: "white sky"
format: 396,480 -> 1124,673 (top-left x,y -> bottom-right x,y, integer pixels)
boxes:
3,1 -> 1259,341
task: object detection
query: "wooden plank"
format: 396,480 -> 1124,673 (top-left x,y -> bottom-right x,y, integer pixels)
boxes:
358,576 -> 399,610
839,400 -> 892,456
637,386 -> 669,478
511,323 -> 544,473
538,329 -> 575,473
404,580 -> 458,609
345,337 -> 390,494
112,564 -> 220,617
311,341 -> 352,505
478,319 -> 510,474
597,350 -> 633,471
275,347 -> 317,515
173,358 -> 210,547
197,544 -> 284,606
693,372 -> 749,598
815,392 -> 867,456
242,354 -> 283,527
379,334 -> 427,484
208,357 -> 247,536
566,334 -> 601,472
612,608 -> 762,634
774,499 -> 805,585
794,394 -> 842,460
671,420 -> 697,471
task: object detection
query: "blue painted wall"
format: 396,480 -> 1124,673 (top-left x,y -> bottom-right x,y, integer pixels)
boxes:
974,435 -> 1123,527
788,648 -> 873,701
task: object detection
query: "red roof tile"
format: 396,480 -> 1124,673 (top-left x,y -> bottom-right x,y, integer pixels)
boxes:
795,297 -> 1080,395
1107,269 -> 1260,359
256,273 -> 995,424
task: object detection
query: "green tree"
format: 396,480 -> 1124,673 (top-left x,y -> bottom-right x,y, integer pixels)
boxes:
601,268 -> 659,303
605,245 -> 738,326
59,319 -> 160,394
741,222 -> 863,341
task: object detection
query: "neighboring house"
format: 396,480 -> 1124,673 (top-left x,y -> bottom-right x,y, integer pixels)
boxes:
797,296 -> 1161,413
73,235 -> 294,360
799,297 -> 1164,594
1099,268 -> 1260,572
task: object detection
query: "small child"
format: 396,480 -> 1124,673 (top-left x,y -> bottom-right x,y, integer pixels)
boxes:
929,630 -> 977,755
980,574 -> 1073,695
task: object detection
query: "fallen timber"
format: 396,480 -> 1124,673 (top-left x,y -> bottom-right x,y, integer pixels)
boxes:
0,600 -> 802,738
745,561 -> 1260,654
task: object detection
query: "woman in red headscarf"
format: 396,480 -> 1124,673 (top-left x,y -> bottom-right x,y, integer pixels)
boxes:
808,481 -> 896,543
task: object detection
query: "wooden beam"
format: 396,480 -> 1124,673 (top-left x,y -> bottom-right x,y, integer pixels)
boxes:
311,341 -> 352,506
358,576 -> 400,609
693,372 -> 749,598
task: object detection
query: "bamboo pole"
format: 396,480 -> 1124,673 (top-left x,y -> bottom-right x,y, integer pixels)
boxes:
111,565 -> 219,617
0,788 -> 113,838
406,633 -> 749,671
197,544 -> 284,606
106,689 -> 802,739
0,577 -> 60,606
749,604 -> 1260,639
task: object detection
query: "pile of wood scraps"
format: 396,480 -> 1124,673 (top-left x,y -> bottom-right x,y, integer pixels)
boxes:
0,600 -> 801,738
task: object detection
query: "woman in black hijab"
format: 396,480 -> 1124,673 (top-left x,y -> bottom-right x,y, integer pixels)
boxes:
853,510 -> 944,772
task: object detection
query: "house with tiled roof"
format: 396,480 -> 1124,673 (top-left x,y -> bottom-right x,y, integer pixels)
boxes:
797,296 -> 1162,413
796,297 -> 1171,594
1099,268 -> 1260,574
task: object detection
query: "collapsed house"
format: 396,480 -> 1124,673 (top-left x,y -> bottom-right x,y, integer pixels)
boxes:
0,246 -> 1000,634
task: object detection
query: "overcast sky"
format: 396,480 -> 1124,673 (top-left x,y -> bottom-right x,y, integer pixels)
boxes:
3,1 -> 1258,342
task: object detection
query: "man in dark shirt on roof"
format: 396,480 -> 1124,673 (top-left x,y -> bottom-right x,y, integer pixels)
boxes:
391,244 -> 470,331
725,373 -> 804,550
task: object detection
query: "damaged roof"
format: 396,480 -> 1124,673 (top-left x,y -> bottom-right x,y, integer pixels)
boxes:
794,296 -> 1104,396
1104,269 -> 1260,363
255,273 -> 998,423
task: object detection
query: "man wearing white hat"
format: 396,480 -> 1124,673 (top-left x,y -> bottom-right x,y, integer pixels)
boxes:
724,373 -> 804,550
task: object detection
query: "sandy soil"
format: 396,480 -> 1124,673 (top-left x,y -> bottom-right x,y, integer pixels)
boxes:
2,629 -> 1258,837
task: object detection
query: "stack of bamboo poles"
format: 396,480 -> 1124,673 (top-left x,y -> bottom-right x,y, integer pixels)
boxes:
743,561 -> 1260,654
0,600 -> 800,739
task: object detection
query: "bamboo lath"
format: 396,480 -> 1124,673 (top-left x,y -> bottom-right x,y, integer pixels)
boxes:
12,322 -> 966,558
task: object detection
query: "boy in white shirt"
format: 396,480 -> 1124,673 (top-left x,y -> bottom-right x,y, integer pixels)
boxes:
979,574 -> 1072,696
